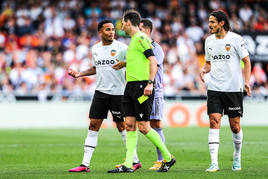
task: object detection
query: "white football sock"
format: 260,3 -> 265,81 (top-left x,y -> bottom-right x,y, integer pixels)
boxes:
208,128 -> 220,165
120,130 -> 139,163
232,129 -> 243,159
81,130 -> 98,167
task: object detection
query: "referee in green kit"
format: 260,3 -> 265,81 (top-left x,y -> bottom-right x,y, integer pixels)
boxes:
108,10 -> 176,173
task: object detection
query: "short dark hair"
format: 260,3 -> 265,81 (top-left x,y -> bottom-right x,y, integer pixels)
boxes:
97,20 -> 113,31
210,10 -> 231,31
123,10 -> 141,27
141,19 -> 153,33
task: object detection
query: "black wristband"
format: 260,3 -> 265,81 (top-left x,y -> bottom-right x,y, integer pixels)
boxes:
148,80 -> 154,84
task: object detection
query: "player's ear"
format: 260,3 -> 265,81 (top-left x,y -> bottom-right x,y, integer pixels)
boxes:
98,29 -> 102,36
126,19 -> 131,26
147,28 -> 151,35
219,20 -> 225,27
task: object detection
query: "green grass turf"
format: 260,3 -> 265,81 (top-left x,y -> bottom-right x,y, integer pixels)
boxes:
0,127 -> 268,179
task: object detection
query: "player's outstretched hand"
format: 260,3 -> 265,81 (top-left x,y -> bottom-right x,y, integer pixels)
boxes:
112,59 -> 126,70
245,82 -> 251,96
200,70 -> 205,83
68,68 -> 80,78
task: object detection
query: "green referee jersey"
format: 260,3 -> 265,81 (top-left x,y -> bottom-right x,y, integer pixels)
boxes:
126,31 -> 153,82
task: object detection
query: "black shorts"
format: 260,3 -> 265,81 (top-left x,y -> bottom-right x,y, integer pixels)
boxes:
89,90 -> 124,122
122,81 -> 154,121
207,90 -> 243,118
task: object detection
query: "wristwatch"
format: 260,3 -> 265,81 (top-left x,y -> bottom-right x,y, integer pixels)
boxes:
148,80 -> 154,84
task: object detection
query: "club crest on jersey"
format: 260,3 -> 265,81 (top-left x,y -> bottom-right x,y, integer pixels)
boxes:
225,44 -> 231,51
110,50 -> 116,56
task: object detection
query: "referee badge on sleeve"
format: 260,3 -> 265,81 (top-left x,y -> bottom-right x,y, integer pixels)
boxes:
225,44 -> 231,51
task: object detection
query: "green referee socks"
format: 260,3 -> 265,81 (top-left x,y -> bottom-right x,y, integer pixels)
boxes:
145,129 -> 172,161
125,131 -> 138,168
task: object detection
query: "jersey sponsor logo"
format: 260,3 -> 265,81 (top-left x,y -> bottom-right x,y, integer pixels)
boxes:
211,54 -> 230,61
111,110 -> 122,119
225,44 -> 231,51
111,110 -> 121,115
95,59 -> 116,66
228,106 -> 241,110
110,50 -> 116,56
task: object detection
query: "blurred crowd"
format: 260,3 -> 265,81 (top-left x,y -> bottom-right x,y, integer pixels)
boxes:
0,0 -> 268,101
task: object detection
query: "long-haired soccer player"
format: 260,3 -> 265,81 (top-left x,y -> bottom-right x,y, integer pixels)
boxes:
200,10 -> 251,172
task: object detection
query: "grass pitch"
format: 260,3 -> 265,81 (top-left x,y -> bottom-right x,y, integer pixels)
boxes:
0,127 -> 268,179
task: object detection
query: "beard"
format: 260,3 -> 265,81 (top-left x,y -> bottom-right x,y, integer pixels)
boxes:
103,36 -> 114,43
210,27 -> 220,34
107,39 -> 113,43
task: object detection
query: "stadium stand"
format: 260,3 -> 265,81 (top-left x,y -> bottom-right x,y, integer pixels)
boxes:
0,0 -> 267,101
